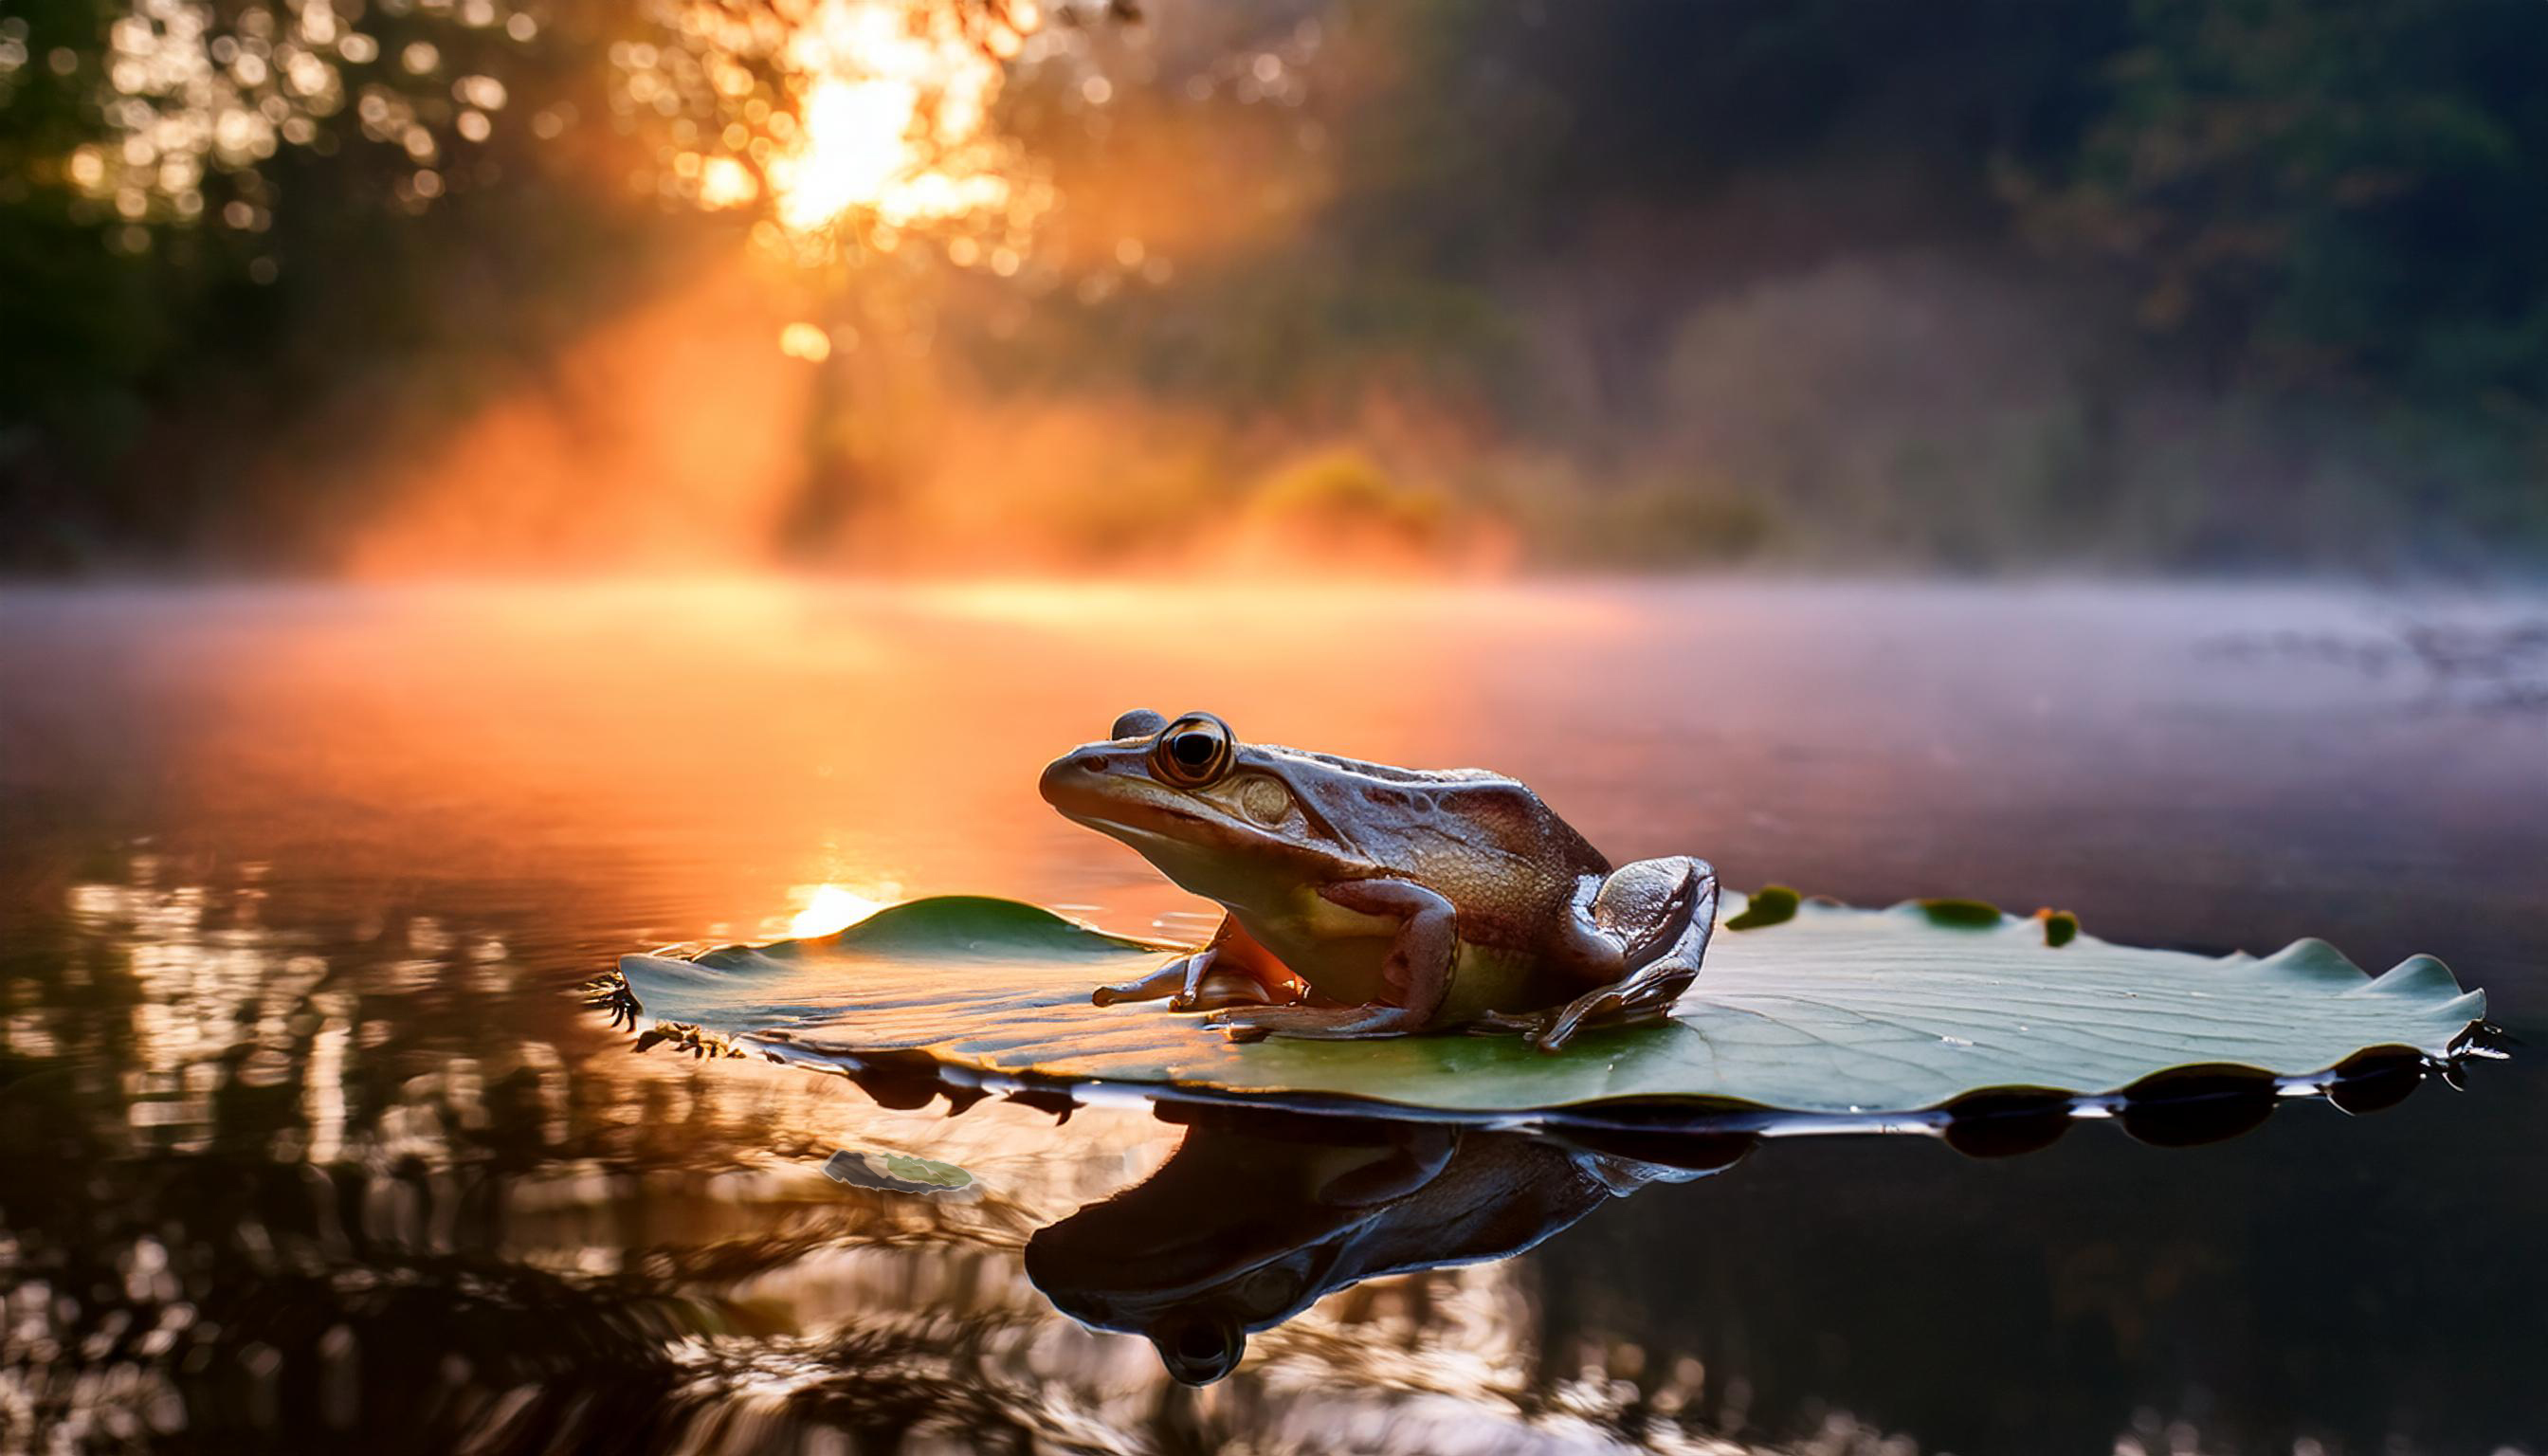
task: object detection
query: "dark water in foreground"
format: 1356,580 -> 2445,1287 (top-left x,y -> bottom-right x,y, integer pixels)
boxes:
0,579 -> 2540,1456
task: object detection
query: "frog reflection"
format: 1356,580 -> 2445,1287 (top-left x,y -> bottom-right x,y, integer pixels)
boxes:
1022,1106 -> 1750,1384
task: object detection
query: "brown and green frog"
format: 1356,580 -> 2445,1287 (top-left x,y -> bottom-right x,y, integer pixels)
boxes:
1039,708 -> 1717,1050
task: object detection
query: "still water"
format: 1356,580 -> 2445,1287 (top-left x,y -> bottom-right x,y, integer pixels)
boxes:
0,579 -> 2539,1455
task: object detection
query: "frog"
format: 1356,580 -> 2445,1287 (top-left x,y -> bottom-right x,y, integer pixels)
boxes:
1037,708 -> 1719,1051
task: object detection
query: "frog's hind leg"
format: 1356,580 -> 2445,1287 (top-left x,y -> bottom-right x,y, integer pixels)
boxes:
1593,856 -> 1716,974
1092,915 -> 1307,1012
1529,857 -> 1719,1052
1205,879 -> 1453,1041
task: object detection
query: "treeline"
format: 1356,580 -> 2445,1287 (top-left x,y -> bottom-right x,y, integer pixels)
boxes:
4,0 -> 2545,572
972,0 -> 2548,571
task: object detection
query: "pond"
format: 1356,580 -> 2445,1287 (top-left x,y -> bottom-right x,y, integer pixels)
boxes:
1,579 -> 2539,1455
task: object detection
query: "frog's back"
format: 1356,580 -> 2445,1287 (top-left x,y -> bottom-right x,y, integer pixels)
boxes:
1268,747 -> 1610,953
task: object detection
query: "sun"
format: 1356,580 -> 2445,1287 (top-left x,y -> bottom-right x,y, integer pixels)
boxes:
758,0 -> 1032,236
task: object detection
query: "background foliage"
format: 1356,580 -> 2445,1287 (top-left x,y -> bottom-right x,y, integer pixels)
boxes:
5,0 -> 2546,573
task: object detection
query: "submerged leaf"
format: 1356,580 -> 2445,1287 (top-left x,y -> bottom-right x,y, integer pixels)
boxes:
610,893 -> 2488,1119
880,1152 -> 974,1188
819,1148 -> 975,1193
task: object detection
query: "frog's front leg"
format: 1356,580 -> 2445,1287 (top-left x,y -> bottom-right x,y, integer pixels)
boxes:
1206,880 -> 1452,1041
1088,958 -> 1191,1008
1092,915 -> 1304,1011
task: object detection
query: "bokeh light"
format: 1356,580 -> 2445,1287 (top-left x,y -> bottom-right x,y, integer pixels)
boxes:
618,0 -> 1051,264
55,0 -> 539,229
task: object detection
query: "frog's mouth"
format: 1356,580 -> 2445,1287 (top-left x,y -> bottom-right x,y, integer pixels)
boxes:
1052,787 -> 1244,854
1040,751 -> 1320,903
1039,752 -> 1236,841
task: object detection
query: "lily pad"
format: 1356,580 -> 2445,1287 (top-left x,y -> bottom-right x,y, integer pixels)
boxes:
607,893 -> 2488,1120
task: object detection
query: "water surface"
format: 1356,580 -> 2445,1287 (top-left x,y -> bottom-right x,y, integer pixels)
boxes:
2,579 -> 2539,1454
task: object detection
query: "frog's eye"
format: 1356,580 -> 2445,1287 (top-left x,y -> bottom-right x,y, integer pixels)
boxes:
1152,712 -> 1234,788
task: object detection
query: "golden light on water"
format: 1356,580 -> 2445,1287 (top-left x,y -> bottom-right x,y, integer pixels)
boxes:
789,883 -> 891,937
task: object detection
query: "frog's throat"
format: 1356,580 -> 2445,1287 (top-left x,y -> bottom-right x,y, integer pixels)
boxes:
1072,813 -> 1345,918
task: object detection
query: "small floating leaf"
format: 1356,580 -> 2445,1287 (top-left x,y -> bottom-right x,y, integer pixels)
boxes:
607,895 -> 2488,1119
1724,884 -> 1799,930
2038,909 -> 2079,948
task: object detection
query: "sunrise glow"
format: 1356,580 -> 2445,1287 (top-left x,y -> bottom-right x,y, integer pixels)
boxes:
762,0 -> 1025,235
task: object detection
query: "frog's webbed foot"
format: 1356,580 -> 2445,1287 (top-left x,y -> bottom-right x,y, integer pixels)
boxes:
1521,857 -> 1720,1053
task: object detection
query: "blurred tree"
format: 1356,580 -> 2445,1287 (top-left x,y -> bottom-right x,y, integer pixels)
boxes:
0,0 -> 1076,571
2007,0 -> 2548,555
2021,0 -> 2548,410
0,0 -> 661,568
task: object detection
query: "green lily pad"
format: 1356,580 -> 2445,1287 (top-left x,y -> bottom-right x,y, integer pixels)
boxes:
608,894 -> 2488,1119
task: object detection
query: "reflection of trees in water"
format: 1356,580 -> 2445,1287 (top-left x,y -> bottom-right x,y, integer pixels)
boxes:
0,851 -> 1038,1449
9,851 -> 1907,1454
13,848 -> 2448,1454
